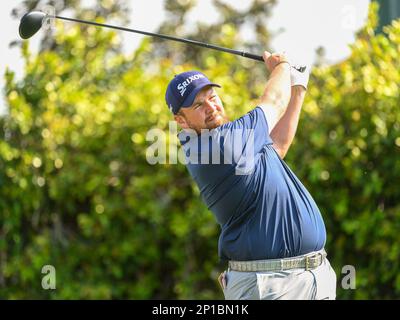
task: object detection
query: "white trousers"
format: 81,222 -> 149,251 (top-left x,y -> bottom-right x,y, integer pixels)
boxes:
220,258 -> 337,300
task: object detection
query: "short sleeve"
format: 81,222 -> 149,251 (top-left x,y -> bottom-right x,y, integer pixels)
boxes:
214,106 -> 273,152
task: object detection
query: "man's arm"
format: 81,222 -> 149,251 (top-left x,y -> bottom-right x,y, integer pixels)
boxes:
269,65 -> 311,158
270,86 -> 306,159
259,52 -> 292,133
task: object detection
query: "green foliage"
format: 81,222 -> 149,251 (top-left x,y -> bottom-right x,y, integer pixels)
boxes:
287,2 -> 400,299
0,18 -> 260,299
1,3 -> 399,299
154,0 -> 276,88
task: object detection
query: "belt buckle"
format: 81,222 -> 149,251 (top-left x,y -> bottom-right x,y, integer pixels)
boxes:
317,252 -> 325,266
305,252 -> 324,271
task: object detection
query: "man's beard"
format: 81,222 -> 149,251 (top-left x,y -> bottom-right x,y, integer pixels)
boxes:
187,112 -> 228,134
205,112 -> 229,129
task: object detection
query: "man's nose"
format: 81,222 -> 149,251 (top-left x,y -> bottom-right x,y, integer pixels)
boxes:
204,99 -> 216,113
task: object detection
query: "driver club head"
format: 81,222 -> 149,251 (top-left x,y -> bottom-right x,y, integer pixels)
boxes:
19,11 -> 47,39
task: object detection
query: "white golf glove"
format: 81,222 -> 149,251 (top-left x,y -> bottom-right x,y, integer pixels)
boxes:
291,65 -> 311,90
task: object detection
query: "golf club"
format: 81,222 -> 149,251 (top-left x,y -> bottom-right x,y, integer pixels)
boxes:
19,11 -> 306,72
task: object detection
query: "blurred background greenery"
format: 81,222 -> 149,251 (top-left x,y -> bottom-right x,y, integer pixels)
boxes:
0,0 -> 399,299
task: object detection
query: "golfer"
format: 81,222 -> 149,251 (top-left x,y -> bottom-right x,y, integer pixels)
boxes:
165,51 -> 337,300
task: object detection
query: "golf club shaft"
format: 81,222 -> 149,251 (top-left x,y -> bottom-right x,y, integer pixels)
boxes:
51,15 -> 264,62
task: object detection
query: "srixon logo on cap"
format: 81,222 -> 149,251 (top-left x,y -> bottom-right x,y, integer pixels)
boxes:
177,74 -> 205,96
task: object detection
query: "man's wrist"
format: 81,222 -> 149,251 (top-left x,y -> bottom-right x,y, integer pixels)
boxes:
275,61 -> 291,69
291,85 -> 306,95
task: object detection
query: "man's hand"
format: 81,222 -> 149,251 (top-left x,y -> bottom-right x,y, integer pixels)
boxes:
291,65 -> 311,90
263,51 -> 290,73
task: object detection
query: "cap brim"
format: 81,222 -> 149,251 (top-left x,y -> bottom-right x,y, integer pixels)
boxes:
180,83 -> 221,109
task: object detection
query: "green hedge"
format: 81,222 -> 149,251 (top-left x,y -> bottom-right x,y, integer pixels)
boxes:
288,4 -> 400,299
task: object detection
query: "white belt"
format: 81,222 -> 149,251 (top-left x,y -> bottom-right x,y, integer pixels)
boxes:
228,249 -> 327,272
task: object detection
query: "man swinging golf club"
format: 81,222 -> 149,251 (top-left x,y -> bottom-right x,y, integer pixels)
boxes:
165,52 -> 337,300
19,10 -> 336,300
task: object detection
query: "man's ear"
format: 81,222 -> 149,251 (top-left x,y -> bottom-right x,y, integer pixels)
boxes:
174,114 -> 189,129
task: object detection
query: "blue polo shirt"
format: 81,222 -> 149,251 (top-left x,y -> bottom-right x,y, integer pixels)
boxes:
178,106 -> 326,261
